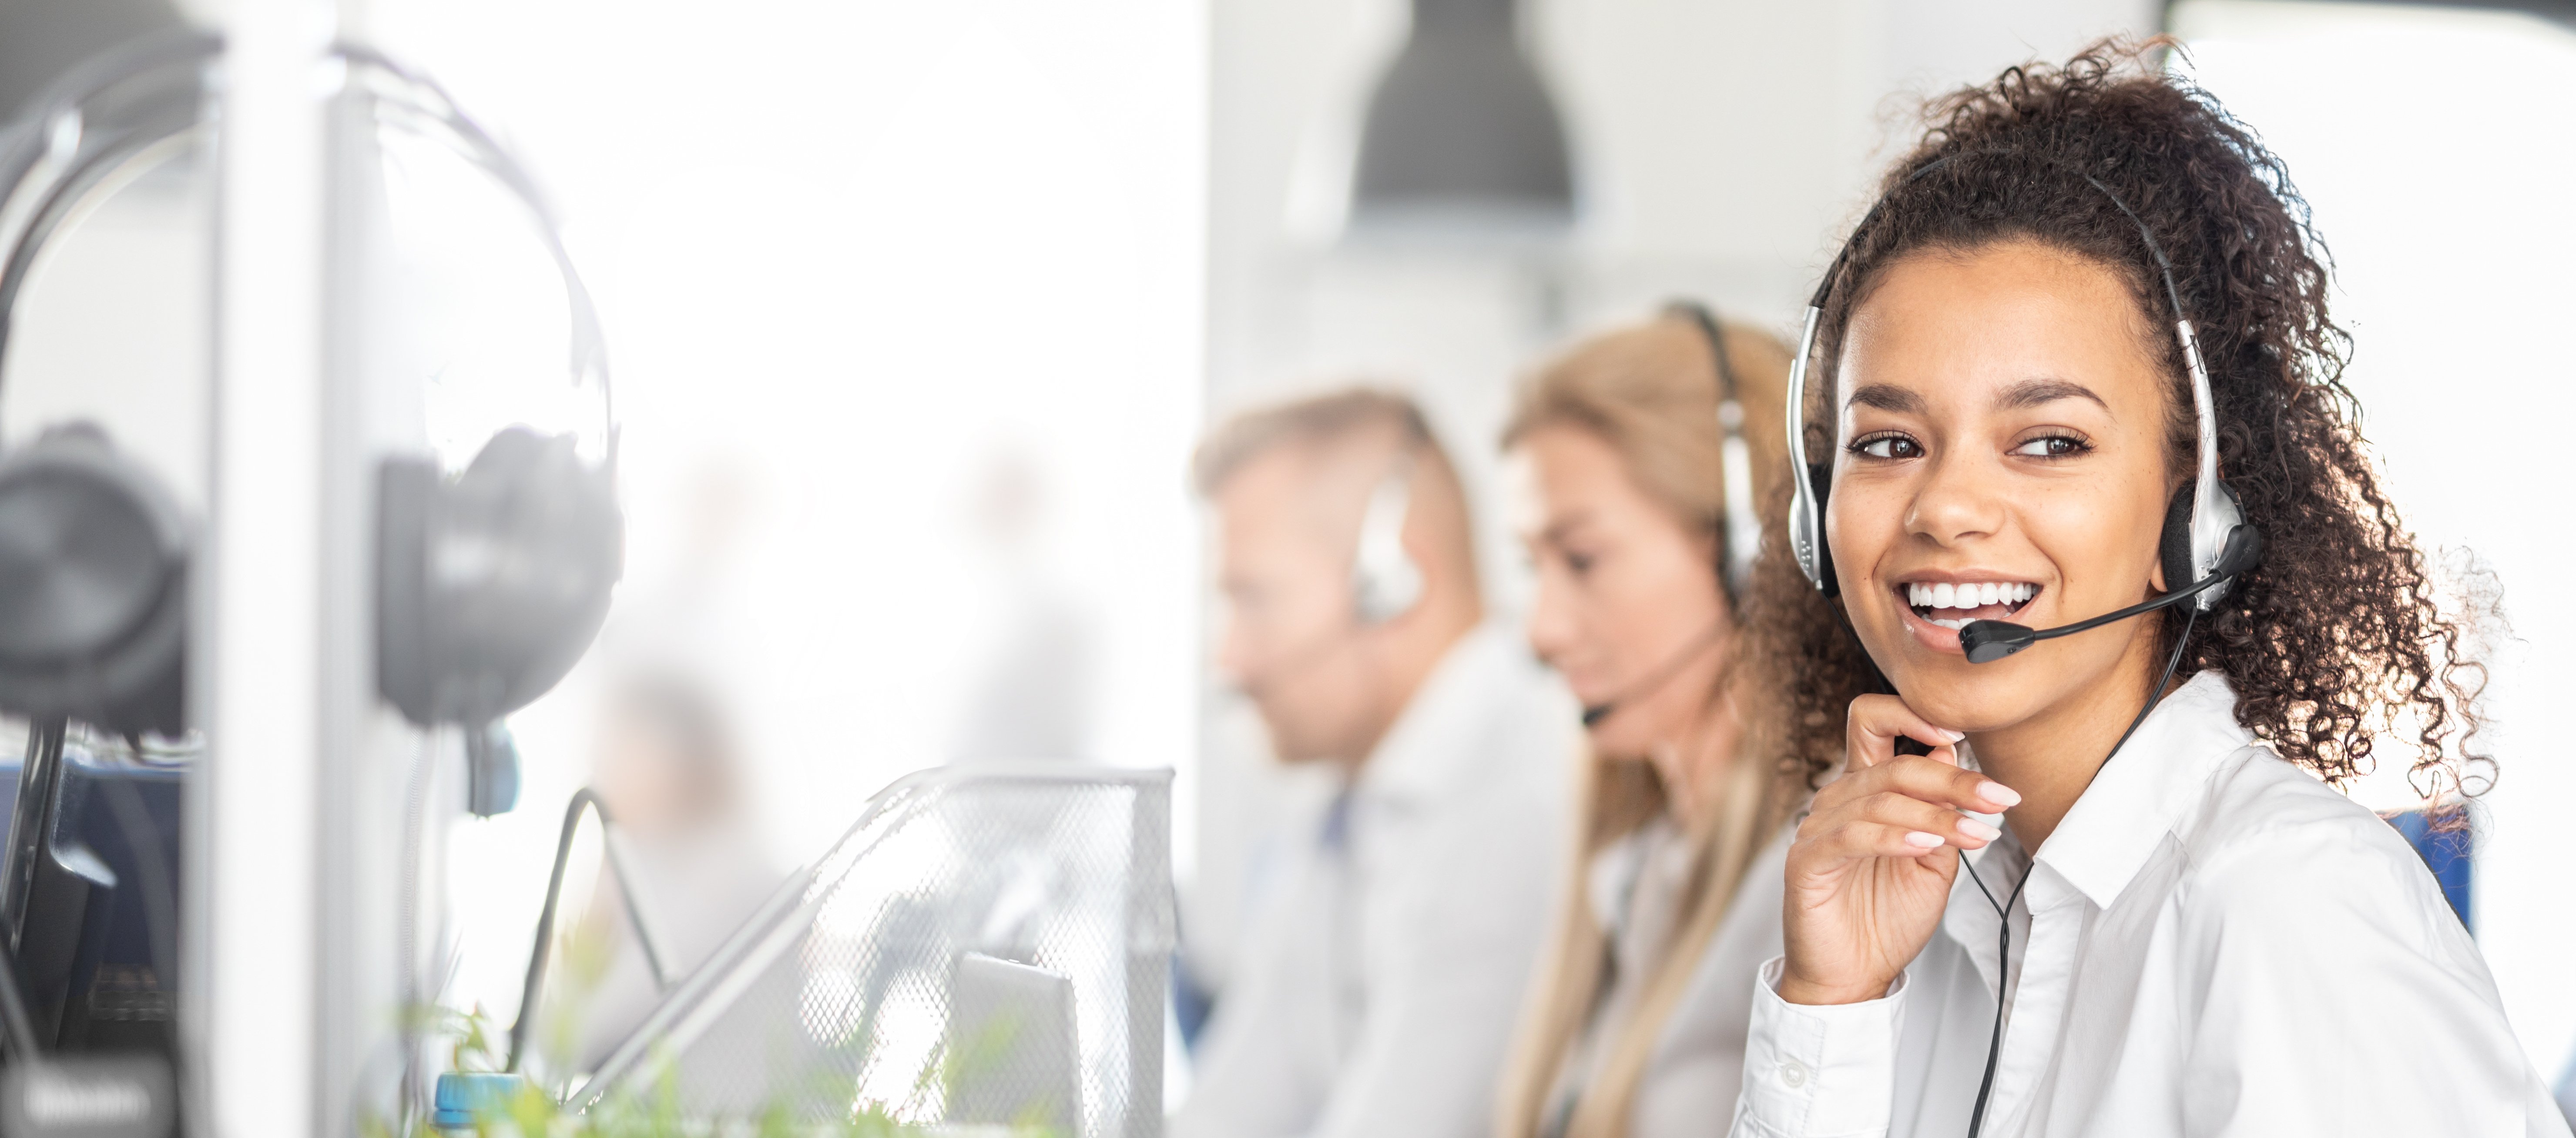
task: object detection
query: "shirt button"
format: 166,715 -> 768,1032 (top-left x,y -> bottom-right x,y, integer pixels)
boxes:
1779,1059 -> 1809,1089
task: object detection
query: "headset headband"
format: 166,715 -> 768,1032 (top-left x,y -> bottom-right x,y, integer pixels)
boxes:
0,34 -> 616,473
1784,152 -> 2241,610
1665,301 -> 1758,602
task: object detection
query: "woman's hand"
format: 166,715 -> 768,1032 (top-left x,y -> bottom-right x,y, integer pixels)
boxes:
1777,694 -> 2021,1005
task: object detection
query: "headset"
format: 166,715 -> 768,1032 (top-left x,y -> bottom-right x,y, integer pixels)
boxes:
0,426 -> 190,738
1351,459 -> 1422,626
1781,153 -> 2264,1138
1671,301 -> 1761,602
0,31 -> 219,740
346,45 -> 623,804
1575,301 -> 1756,730
1783,155 -> 2261,649
0,33 -> 618,804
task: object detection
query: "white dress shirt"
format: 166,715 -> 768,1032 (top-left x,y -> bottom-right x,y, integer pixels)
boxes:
1731,671 -> 2570,1138
1177,623 -> 1576,1138
1548,821 -> 1789,1138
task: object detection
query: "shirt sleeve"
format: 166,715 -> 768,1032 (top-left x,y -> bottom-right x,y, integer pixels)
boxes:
1730,956 -> 1907,1138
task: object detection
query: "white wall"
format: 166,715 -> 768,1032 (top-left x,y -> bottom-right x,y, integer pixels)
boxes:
1192,0 -> 2155,985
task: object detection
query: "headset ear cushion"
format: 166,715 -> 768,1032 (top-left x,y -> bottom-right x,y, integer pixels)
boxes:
1808,462 -> 1839,597
0,425 -> 190,736
375,431 -> 622,729
376,455 -> 438,726
2158,482 -> 2195,595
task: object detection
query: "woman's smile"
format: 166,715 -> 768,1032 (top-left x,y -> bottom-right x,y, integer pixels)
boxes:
1888,574 -> 2042,652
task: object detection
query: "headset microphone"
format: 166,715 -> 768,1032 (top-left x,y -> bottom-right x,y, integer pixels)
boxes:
1575,302 -> 1753,731
1578,620 -> 1726,728
1958,523 -> 2261,664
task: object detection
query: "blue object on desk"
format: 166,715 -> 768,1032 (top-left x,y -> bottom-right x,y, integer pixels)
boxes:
2383,807 -> 2472,933
433,1071 -> 530,1131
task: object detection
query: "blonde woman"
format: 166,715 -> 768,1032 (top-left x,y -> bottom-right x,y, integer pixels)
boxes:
1495,305 -> 1802,1138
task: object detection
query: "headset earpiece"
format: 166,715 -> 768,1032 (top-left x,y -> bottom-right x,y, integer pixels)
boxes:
1351,466 -> 1422,626
2160,479 -> 2247,610
376,427 -> 622,731
0,424 -> 188,736
2157,483 -> 2194,598
1805,461 -> 1838,597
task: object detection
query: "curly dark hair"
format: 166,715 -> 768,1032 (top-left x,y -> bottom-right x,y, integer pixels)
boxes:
1740,37 -> 2490,797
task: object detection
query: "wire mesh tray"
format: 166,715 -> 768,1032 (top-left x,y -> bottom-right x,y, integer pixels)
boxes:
571,763 -> 1172,1137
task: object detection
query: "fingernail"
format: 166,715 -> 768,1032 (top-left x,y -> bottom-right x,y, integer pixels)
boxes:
1958,817 -> 2001,842
1942,729 -> 1967,742
1905,831 -> 1945,849
1977,781 -> 2022,808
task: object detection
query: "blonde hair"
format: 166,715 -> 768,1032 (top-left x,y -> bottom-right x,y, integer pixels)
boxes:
1492,311 -> 1802,1138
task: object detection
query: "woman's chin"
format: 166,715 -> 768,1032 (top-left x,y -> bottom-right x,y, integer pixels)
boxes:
1583,723 -> 1654,760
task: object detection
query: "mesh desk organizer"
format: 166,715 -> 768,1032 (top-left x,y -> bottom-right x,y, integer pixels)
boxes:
569,763 -> 1173,1137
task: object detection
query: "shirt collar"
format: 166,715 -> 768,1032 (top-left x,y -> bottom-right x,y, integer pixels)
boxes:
2032,670 -> 2252,910
1356,622 -> 1540,806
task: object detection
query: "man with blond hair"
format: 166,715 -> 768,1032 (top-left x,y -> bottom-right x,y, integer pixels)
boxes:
1176,388 -> 1572,1138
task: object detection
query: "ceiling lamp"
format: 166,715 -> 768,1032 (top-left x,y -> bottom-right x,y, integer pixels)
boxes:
1348,0 -> 1576,240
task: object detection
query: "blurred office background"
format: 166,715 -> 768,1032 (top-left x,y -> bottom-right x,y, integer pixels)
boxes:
3,0 -> 2571,1100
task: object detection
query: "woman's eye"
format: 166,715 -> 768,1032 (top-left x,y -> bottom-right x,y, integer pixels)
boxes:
1564,551 -> 1597,576
1851,434 -> 1922,460
2009,434 -> 2091,458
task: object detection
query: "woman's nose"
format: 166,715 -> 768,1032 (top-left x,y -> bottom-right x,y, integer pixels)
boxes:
1524,572 -> 1581,664
1906,449 -> 2007,547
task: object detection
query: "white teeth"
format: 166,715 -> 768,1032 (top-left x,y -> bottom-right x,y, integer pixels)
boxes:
1929,617 -> 1968,629
1907,581 -> 2038,612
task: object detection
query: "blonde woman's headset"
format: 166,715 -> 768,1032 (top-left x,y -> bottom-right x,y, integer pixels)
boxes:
1573,301 -> 1756,730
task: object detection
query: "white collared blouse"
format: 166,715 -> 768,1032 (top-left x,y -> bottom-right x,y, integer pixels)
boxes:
1729,671 -> 2569,1138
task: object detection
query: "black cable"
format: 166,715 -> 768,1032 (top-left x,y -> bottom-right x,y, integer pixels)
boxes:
1961,606 -> 2197,1138
506,788 -> 669,1072
0,926 -> 39,1063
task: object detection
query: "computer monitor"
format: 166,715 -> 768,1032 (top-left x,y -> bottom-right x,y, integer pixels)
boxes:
0,719 -> 185,1058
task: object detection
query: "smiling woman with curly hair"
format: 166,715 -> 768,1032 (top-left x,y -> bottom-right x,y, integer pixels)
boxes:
1724,38 -> 2559,1138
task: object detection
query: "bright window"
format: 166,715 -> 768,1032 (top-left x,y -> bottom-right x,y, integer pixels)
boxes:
364,0 -> 1208,1026
2175,0 -> 2576,1075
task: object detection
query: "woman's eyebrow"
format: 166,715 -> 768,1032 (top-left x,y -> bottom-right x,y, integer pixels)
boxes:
1846,383 -> 1923,412
1540,512 -> 1597,546
1997,378 -> 2109,410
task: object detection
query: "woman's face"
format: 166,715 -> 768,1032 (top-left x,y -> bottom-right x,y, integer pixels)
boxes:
1827,240 -> 2179,733
1513,425 -> 1731,759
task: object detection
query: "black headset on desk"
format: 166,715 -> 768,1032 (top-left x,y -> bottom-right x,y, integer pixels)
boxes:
1779,153 -> 2263,1138
0,36 -> 623,789
345,46 -> 624,814
0,32 -> 221,742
